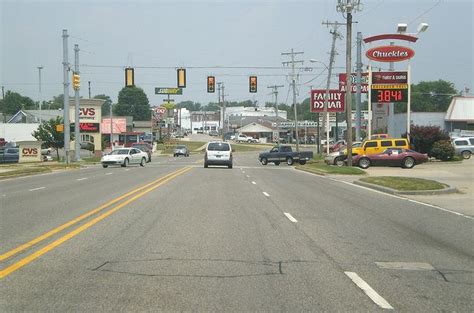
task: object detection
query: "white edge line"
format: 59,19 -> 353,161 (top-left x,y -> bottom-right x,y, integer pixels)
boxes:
29,187 -> 46,191
344,271 -> 394,310
246,175 -> 250,178
284,212 -> 298,223
105,172 -> 113,175
76,177 -> 88,181
262,192 -> 270,197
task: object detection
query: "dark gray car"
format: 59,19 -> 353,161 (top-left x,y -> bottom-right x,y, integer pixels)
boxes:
0,148 -> 19,163
174,145 -> 189,157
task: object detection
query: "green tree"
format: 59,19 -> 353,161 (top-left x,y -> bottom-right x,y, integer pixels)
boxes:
0,91 -> 36,114
395,79 -> 458,113
32,116 -> 73,160
49,94 -> 67,110
114,86 -> 150,120
93,94 -> 113,116
177,100 -> 202,111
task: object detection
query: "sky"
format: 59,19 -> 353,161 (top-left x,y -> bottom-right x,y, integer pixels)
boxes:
1,0 -> 472,107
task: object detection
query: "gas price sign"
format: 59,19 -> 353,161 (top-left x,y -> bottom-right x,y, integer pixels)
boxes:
371,84 -> 408,103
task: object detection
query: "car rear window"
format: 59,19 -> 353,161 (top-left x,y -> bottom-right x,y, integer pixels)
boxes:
208,143 -> 230,151
177,145 -> 186,149
381,140 -> 392,147
455,140 -> 469,146
395,140 -> 407,146
110,149 -> 129,155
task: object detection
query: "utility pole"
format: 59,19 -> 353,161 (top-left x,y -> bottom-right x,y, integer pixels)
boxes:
321,21 -> 343,154
355,32 -> 363,141
1,86 -> 4,99
62,29 -> 70,165
221,83 -> 226,140
88,81 -> 91,99
282,49 -> 304,152
268,84 -> 284,146
37,66 -> 43,123
74,44 -> 81,161
388,41 -> 395,136
337,0 -> 362,166
218,82 -> 223,138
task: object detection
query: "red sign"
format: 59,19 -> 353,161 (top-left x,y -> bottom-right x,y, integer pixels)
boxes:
22,148 -> 38,157
366,45 -> 415,62
101,118 -> 127,134
310,90 -> 346,113
339,73 -> 369,93
79,108 -> 96,117
372,71 -> 408,84
71,123 -> 100,133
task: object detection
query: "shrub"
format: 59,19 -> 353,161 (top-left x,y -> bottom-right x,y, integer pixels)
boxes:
430,140 -> 454,161
403,125 -> 450,155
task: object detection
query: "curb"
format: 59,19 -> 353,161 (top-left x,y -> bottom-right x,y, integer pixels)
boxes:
295,166 -> 326,176
354,180 -> 458,195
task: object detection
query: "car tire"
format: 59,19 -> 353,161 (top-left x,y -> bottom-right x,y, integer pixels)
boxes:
286,157 -> 294,166
261,157 -> 268,165
122,158 -> 129,167
274,161 -> 280,166
358,157 -> 370,169
140,157 -> 146,167
102,164 -> 108,168
335,156 -> 345,167
461,150 -> 471,159
299,160 -> 307,165
204,162 -> 208,168
402,156 -> 415,169
228,163 -> 233,169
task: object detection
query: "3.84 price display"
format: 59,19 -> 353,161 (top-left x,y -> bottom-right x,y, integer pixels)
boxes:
371,87 -> 408,103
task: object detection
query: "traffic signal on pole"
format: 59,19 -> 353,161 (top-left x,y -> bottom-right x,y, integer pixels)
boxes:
207,76 -> 215,93
177,68 -> 186,88
125,67 -> 134,87
249,76 -> 257,93
72,73 -> 80,90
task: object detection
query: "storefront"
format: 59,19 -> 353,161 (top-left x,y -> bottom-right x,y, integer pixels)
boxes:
69,99 -> 104,156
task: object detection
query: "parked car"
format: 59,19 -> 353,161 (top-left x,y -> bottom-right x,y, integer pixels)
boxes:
452,137 -> 474,159
0,147 -> 19,163
174,145 -> 189,157
341,138 -> 410,157
223,132 -> 235,141
101,148 -> 148,168
209,130 -> 219,137
330,140 -> 346,152
325,142 -> 362,166
258,145 -> 314,166
236,134 -> 257,143
370,133 -> 390,140
131,142 -> 152,162
352,148 -> 428,169
0,138 -> 6,147
204,141 -> 233,169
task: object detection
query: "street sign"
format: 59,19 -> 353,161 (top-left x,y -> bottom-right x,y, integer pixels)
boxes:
339,73 -> 369,93
310,90 -> 346,113
154,87 -> 183,95
153,107 -> 167,115
366,45 -> 415,62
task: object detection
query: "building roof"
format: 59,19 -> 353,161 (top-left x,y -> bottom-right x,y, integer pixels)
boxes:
445,96 -> 474,122
239,122 -> 274,133
7,110 -> 63,123
228,115 -> 286,129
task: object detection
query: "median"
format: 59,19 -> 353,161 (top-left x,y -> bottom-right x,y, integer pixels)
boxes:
355,176 -> 457,195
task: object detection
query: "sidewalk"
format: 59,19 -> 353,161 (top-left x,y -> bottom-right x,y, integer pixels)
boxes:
328,158 -> 474,217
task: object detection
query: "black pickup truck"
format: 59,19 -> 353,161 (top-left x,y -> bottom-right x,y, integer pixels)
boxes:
258,145 -> 314,166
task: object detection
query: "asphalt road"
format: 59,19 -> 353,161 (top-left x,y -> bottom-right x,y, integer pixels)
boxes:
1,152 -> 473,311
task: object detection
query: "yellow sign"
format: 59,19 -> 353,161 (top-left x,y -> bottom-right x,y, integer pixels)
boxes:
371,84 -> 408,89
56,124 -> 64,132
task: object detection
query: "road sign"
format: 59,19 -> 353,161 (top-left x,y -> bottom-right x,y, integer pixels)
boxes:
372,71 -> 408,84
339,73 -> 369,93
154,87 -> 183,95
310,90 -> 346,113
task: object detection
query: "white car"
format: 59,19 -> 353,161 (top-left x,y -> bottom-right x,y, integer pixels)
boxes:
236,134 -> 257,143
101,148 -> 148,168
204,141 -> 233,169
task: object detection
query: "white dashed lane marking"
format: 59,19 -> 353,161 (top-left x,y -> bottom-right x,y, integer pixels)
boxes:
76,178 -> 88,181
252,181 -> 256,185
29,187 -> 46,192
284,212 -> 298,223
105,172 -> 113,176
344,272 -> 394,310
262,192 -> 270,197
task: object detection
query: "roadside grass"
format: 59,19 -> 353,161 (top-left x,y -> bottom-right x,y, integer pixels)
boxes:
360,176 -> 447,191
231,143 -> 269,152
159,141 -> 206,154
80,156 -> 102,163
297,156 -> 365,175
0,166 -> 52,179
40,163 -> 82,169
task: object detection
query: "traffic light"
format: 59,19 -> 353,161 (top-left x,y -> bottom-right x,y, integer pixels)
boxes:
177,68 -> 186,88
207,76 -> 215,93
249,76 -> 257,93
72,73 -> 80,90
125,67 -> 134,87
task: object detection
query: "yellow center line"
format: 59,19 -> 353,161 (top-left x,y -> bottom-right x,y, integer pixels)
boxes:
0,166 -> 192,279
0,167 -> 190,262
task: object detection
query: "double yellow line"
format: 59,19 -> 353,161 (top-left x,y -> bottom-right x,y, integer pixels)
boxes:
0,166 -> 191,279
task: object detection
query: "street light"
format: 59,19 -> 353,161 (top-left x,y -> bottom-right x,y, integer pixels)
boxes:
37,66 -> 43,123
310,59 -> 332,155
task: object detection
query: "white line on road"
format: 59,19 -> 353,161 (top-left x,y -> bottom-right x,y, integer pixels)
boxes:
125,169 -> 130,171
76,177 -> 88,181
29,187 -> 45,192
344,272 -> 394,310
284,212 -> 298,223
252,181 -> 256,185
407,199 -> 474,220
105,172 -> 113,176
246,175 -> 250,178
263,192 -> 270,197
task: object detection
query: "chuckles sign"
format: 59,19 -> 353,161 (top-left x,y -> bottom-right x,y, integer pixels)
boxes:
366,45 -> 415,62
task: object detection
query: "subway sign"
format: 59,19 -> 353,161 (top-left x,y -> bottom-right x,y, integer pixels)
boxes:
154,87 -> 183,95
